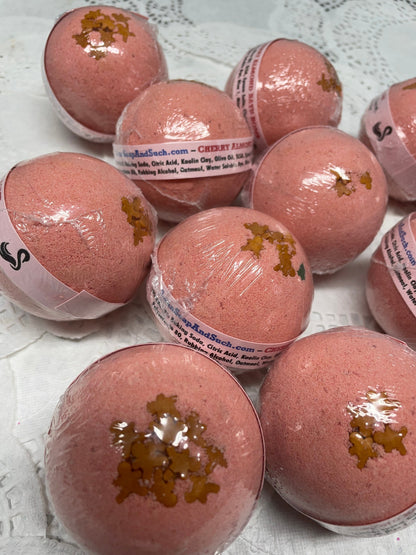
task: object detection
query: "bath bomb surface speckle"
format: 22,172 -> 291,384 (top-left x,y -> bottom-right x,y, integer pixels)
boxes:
0,152 -> 156,320
366,212 -> 416,348
260,326 -> 416,534
44,6 -> 168,139
45,343 -> 265,555
359,77 -> 416,202
225,39 -> 342,150
147,206 -> 313,368
249,126 -> 388,274
115,80 -> 253,223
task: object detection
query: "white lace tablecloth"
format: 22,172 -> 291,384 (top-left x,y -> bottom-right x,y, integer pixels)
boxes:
0,1 -> 415,553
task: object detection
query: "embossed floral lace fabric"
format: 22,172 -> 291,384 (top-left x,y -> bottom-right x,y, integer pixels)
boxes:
0,0 -> 415,553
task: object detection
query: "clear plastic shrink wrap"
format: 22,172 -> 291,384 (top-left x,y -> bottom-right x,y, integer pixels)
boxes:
0,152 -> 157,320
45,343 -> 265,555
366,212 -> 416,348
359,77 -> 416,202
43,5 -> 168,141
225,38 -> 342,152
146,206 -> 313,371
114,80 -> 253,223
260,326 -> 416,537
246,126 -> 388,274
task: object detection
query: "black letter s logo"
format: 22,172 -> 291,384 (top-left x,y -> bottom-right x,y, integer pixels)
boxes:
372,121 -> 393,142
0,242 -> 30,270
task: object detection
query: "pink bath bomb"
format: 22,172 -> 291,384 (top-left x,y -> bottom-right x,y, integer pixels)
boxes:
115,80 -> 253,223
249,126 -> 388,274
0,152 -> 156,320
366,212 -> 416,348
45,343 -> 265,554
147,206 -> 313,369
225,38 -> 342,150
43,5 -> 168,140
260,326 -> 416,535
359,77 -> 416,201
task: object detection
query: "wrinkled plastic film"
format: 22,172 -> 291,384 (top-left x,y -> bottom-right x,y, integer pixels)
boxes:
245,125 -> 388,275
225,38 -> 343,150
114,80 -> 254,222
145,207 -> 313,369
362,87 -> 416,201
0,171 -> 126,318
42,53 -> 114,142
146,264 -> 294,370
45,343 -> 265,554
43,6 -> 168,141
260,326 -> 416,536
0,153 -> 157,320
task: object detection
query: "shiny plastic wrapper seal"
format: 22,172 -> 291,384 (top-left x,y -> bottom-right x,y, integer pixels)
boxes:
359,77 -> 416,202
246,126 -> 388,275
42,5 -> 168,141
225,38 -> 343,152
260,326 -> 416,537
0,152 -> 157,320
114,79 -> 254,223
45,342 -> 265,555
366,211 -> 416,348
145,205 -> 314,371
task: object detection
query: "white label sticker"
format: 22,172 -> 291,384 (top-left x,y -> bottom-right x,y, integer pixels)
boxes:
381,213 -> 416,316
146,264 -> 293,371
230,41 -> 271,151
113,138 -> 253,179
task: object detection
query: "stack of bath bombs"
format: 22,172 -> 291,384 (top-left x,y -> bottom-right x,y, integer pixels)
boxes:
45,343 -> 265,555
36,5 -> 416,552
225,38 -> 343,152
246,126 -> 388,274
359,77 -> 416,202
260,326 -> 416,536
0,152 -> 156,320
146,206 -> 314,372
43,5 -> 168,141
114,79 -> 253,223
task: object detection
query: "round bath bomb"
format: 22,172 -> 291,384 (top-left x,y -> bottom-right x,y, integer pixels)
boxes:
366,212 -> 416,348
146,206 -> 313,370
43,5 -> 168,140
260,326 -> 416,536
225,38 -> 342,151
359,77 -> 416,201
248,126 -> 388,274
45,343 -> 265,554
0,152 -> 156,320
115,80 -> 253,223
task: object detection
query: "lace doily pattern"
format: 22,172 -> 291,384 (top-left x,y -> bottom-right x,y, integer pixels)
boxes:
0,0 -> 415,553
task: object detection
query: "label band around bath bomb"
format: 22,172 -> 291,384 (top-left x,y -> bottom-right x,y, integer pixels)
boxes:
0,173 -> 125,319
381,213 -> 416,317
146,265 -> 293,370
315,500 -> 416,537
364,90 -> 416,199
230,41 -> 271,151
113,138 -> 253,180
